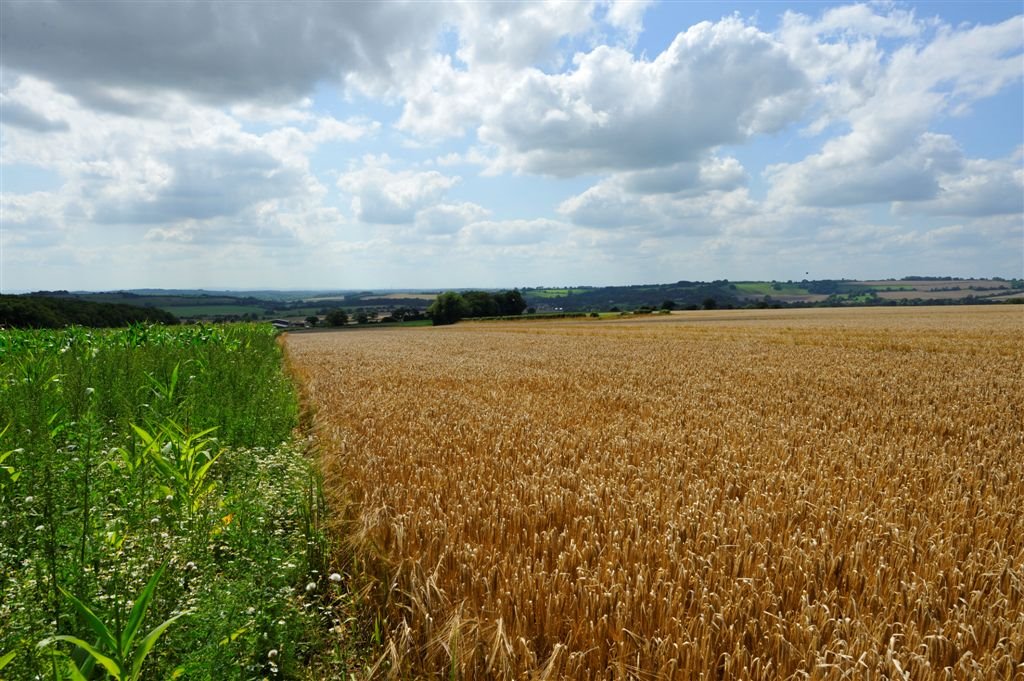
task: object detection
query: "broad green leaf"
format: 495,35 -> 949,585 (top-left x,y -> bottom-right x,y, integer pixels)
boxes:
59,587 -> 119,655
121,562 -> 167,651
38,636 -> 122,679
130,423 -> 156,448
128,611 -> 188,680
0,649 -> 16,670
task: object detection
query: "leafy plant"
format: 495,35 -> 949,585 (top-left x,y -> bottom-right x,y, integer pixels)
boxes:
0,424 -> 21,492
37,563 -> 187,681
133,420 -> 221,516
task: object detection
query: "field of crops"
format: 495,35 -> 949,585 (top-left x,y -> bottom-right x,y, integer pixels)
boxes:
286,306 -> 1024,680
0,324 -> 345,679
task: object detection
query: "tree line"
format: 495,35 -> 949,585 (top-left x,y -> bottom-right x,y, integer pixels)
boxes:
426,290 -> 527,325
0,295 -> 178,329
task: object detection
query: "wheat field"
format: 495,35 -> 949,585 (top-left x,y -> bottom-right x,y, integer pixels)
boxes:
285,306 -> 1023,680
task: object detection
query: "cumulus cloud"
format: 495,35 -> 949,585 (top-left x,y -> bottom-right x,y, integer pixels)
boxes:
604,0 -> 656,46
558,156 -> 751,232
417,202 -> 492,235
894,155 -> 1024,217
769,11 -> 1023,212
452,1 -> 597,69
337,158 -> 461,225
92,147 -> 307,224
766,132 -> 962,207
477,17 -> 809,176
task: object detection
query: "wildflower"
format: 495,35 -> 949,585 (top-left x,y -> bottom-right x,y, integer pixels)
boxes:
305,581 -> 317,593
267,649 -> 278,659
24,496 -> 33,503
329,573 -> 342,583
85,387 -> 95,395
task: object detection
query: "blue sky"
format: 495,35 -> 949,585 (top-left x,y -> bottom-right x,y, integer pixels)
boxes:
1,1 -> 1021,291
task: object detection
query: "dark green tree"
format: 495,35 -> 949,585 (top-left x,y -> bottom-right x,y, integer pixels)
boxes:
325,309 -> 349,327
461,291 -> 499,318
427,291 -> 469,325
305,315 -> 319,327
495,289 -> 527,316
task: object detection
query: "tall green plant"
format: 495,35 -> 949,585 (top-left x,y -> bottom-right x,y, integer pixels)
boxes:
132,421 -> 221,517
37,563 -> 187,681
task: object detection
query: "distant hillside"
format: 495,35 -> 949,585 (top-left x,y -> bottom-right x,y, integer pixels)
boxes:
523,278 -> 1024,312
522,281 -> 742,311
0,295 -> 178,329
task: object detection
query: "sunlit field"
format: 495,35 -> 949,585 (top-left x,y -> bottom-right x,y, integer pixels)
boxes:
286,307 -> 1023,680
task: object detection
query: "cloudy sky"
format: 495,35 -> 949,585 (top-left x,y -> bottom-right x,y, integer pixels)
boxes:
1,1 -> 1021,292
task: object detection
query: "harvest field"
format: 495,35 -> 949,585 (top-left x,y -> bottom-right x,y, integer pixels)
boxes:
286,306 -> 1024,679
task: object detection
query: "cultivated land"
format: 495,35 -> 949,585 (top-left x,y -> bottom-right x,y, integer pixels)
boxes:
286,307 -> 1024,680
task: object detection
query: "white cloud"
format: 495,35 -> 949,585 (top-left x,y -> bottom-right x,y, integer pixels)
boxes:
417,202 -> 491,235
765,132 -> 962,207
894,155 -> 1024,217
453,1 -> 597,69
604,0 -> 656,46
558,156 -> 751,232
0,74 -> 368,259
477,16 -> 809,176
461,218 -> 563,245
337,158 -> 461,225
769,11 -> 1023,212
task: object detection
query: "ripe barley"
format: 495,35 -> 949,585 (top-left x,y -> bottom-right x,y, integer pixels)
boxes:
286,306 -> 1024,680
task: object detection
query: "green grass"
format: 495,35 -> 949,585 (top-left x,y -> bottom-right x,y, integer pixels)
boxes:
0,324 -> 365,679
732,282 -> 810,296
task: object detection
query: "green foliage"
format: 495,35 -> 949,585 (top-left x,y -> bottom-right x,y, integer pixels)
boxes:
0,295 -> 178,329
427,289 -> 526,325
0,324 -> 339,680
325,308 -> 349,327
38,563 -> 186,681
426,292 -> 470,326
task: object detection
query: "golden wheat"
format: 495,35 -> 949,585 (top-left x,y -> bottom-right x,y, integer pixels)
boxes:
286,306 -> 1024,680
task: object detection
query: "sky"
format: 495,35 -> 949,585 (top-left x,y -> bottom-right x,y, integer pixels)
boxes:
1,1 -> 1022,292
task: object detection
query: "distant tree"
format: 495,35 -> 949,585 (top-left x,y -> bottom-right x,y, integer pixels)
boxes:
427,291 -> 469,326
526,307 -> 536,315
462,291 -> 499,318
702,298 -> 717,310
660,299 -> 676,310
355,311 -> 370,325
305,315 -> 319,327
494,289 -> 527,316
325,309 -> 349,327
